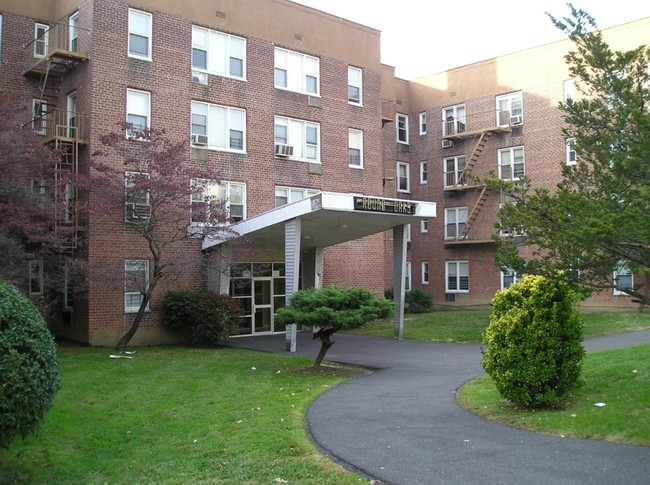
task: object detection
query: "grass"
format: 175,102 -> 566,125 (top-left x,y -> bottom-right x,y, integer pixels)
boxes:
0,347 -> 369,485
345,308 -> 650,342
457,343 -> 650,445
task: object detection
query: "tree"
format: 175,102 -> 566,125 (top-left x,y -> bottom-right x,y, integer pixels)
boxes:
274,286 -> 392,367
0,92 -> 82,316
490,5 -> 650,306
91,124 -> 236,350
0,282 -> 59,448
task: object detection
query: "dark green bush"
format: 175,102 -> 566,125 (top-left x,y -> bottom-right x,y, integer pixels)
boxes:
481,275 -> 585,408
0,281 -> 58,448
162,290 -> 242,345
405,288 -> 432,313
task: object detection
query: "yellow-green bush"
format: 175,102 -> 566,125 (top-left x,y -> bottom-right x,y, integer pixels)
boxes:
482,275 -> 585,408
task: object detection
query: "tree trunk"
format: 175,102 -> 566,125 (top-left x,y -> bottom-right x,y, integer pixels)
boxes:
313,326 -> 338,367
115,292 -> 151,351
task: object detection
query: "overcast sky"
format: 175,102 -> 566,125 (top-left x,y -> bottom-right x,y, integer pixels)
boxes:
292,0 -> 650,79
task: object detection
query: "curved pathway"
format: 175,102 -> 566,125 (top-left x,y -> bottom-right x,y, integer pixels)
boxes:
228,331 -> 650,484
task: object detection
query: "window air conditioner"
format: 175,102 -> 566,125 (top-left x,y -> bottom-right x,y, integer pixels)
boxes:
191,71 -> 208,85
441,139 -> 454,149
191,134 -> 208,147
275,143 -> 294,157
510,115 -> 523,125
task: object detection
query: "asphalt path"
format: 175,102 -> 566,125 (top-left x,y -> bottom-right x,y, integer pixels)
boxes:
226,330 -> 650,484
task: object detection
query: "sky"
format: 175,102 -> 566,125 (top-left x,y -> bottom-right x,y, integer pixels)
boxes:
292,0 -> 650,79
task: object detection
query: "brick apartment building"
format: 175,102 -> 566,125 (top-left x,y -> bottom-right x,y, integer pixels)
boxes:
0,0 -> 646,346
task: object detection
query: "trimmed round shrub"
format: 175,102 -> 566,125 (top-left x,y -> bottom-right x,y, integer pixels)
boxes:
481,275 -> 585,408
0,281 -> 58,448
405,289 -> 432,313
162,290 -> 242,345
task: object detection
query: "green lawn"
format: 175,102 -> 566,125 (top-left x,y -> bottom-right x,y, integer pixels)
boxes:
346,308 -> 650,342
0,347 -> 369,485
457,343 -> 650,445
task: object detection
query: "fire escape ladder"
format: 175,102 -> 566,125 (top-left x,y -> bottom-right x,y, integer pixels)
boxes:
464,131 -> 491,176
460,186 -> 489,239
53,138 -> 80,251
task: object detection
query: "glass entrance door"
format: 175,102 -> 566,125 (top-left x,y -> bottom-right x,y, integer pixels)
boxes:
253,278 -> 272,334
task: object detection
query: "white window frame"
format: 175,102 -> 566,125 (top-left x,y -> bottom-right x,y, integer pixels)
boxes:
125,171 -> 151,222
125,260 -> 149,313
126,89 -> 150,137
613,265 -> 633,296
191,101 -> 246,153
420,219 -> 429,233
191,179 -> 246,224
191,26 -> 246,80
274,116 -> 320,163
444,155 -> 467,188
405,261 -> 411,291
32,99 -> 48,134
564,79 -> 576,103
498,146 -> 525,181
501,269 -> 520,290
419,112 -> 427,135
442,104 -> 466,136
396,113 -> 409,144
420,160 -> 428,184
445,207 -> 467,240
397,162 -> 410,193
275,186 -> 320,207
29,259 -> 44,296
128,9 -> 152,60
496,91 -> 523,127
34,23 -> 49,58
446,260 -> 469,293
69,11 -> 80,52
348,129 -> 363,168
274,47 -> 320,96
348,66 -> 362,105
566,138 -> 577,165
421,262 -> 429,284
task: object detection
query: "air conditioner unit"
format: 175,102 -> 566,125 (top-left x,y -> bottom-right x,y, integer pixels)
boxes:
510,115 -> 523,125
191,70 -> 208,85
441,139 -> 454,149
275,143 -> 294,157
191,134 -> 208,147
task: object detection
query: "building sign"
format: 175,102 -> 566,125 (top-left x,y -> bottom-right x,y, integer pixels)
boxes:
354,196 -> 417,215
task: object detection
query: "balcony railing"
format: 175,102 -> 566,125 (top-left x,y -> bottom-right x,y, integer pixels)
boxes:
23,19 -> 90,73
30,109 -> 87,142
441,110 -> 514,139
444,229 -> 497,245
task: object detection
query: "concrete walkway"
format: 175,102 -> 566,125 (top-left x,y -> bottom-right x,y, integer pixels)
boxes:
226,330 -> 650,484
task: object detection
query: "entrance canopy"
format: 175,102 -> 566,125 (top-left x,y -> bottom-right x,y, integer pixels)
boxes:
202,192 -> 437,252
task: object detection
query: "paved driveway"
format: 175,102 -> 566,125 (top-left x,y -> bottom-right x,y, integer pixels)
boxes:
227,330 -> 650,484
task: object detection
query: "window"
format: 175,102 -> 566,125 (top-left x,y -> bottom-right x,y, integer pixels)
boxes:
396,113 -> 408,144
446,261 -> 469,292
69,11 -> 79,51
125,171 -> 150,221
348,129 -> 363,168
397,162 -> 410,192
126,89 -> 150,135
498,146 -> 525,180
125,260 -> 149,312
405,261 -> 411,291
274,47 -> 319,95
192,26 -> 245,79
563,79 -> 576,103
444,155 -> 467,188
420,161 -> 428,184
29,260 -> 44,295
128,9 -> 152,60
501,269 -> 520,289
274,116 -> 320,162
275,186 -> 320,207
32,99 -> 48,134
191,101 -> 245,152
420,220 -> 429,233
66,92 -> 77,137
34,23 -> 49,57
191,179 -> 245,223
613,265 -> 633,296
445,207 -> 467,240
421,262 -> 429,284
566,138 -> 577,165
496,91 -> 523,126
442,104 -> 466,136
419,112 -> 427,135
348,66 -> 362,104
